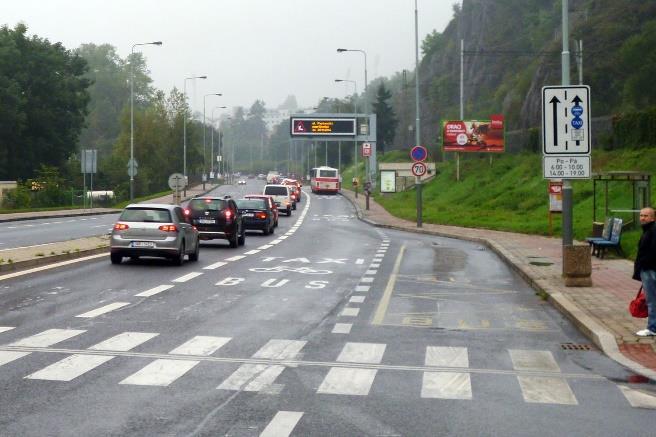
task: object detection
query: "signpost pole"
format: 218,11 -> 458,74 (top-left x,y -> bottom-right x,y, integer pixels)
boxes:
561,0 -> 573,246
414,0 -> 422,228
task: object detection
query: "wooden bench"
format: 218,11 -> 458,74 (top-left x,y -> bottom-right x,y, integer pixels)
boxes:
591,218 -> 624,259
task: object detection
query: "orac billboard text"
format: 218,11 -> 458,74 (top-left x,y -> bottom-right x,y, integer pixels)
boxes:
290,117 -> 356,136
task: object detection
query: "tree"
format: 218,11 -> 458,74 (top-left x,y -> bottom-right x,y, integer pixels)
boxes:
0,23 -> 90,180
372,82 -> 397,153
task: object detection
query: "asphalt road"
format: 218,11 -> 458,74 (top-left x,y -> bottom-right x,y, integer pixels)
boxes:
0,181 -> 653,436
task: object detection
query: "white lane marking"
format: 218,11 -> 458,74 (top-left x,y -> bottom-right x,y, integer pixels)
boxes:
260,411 -> 304,437
517,376 -> 578,405
425,346 -> 469,368
355,259 -> 364,265
365,270 -> 377,275
135,284 -> 174,297
204,261 -> 228,270
421,372 -> 472,400
355,286 -> 370,292
0,327 -> 15,334
23,224 -> 34,227
373,257 -> 383,262
618,385 -> 656,409
360,277 -> 374,283
257,245 -> 273,250
317,368 -> 378,396
244,250 -> 260,255
279,236 -> 288,240
6,226 -> 17,229
92,224 -> 108,228
509,350 -> 560,372
172,272 -> 203,283
337,342 -> 386,364
10,329 -> 85,347
170,336 -> 231,356
369,263 -> 380,268
270,240 -> 282,245
88,332 -> 158,351
76,302 -> 131,318
119,359 -> 199,386
0,253 -> 109,281
25,354 -> 114,381
41,222 -> 52,225
341,307 -> 360,317
332,323 -> 352,334
225,255 -> 246,261
349,296 -> 365,303
218,339 -> 306,391
0,351 -> 30,367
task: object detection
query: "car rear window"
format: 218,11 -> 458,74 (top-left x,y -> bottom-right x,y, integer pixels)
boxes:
264,186 -> 288,196
319,169 -> 337,177
188,198 -> 226,212
120,208 -> 172,223
236,199 -> 266,209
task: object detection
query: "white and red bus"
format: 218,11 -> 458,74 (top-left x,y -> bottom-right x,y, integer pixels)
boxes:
310,166 -> 340,194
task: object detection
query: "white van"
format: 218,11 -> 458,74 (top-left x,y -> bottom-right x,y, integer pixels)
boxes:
263,184 -> 292,216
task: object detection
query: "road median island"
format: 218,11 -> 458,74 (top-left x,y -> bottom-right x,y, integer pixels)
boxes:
0,235 -> 109,273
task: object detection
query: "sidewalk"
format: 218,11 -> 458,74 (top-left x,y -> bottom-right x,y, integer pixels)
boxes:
341,189 -> 656,380
0,184 -> 219,272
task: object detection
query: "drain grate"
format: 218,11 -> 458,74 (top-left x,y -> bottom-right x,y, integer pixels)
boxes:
561,343 -> 593,351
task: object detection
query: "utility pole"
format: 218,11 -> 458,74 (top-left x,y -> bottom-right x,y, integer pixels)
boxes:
562,0 -> 572,246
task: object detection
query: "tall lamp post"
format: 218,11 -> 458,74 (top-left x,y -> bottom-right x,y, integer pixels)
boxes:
336,48 -> 367,113
335,79 -> 358,194
130,40 -> 162,201
183,75 -> 207,196
203,93 -> 222,189
210,107 -> 227,180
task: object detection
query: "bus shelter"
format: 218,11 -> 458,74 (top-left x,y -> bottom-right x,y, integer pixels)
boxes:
592,171 -> 651,228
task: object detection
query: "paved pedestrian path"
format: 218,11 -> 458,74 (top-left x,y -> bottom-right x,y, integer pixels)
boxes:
341,190 -> 656,379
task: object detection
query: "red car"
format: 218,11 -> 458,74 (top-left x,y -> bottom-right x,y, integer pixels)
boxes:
244,194 -> 279,227
282,178 -> 302,203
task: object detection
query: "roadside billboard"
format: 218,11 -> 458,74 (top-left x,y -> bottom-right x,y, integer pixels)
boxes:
442,115 -> 505,153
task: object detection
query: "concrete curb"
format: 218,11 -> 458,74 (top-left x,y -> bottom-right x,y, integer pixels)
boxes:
340,191 -> 656,380
0,246 -> 109,273
0,209 -> 120,223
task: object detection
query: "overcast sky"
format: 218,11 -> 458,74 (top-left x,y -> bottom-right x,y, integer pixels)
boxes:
3,0 -> 458,114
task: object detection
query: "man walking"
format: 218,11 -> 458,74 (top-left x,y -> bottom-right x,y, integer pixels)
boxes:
634,207 -> 656,337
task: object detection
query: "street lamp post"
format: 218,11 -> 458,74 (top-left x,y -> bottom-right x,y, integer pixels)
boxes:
183,75 -> 207,196
130,40 -> 162,201
210,106 -> 227,182
203,93 -> 222,189
335,78 -> 358,195
337,48 -> 367,113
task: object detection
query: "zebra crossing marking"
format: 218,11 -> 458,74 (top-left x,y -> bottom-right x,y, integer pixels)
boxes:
26,354 -> 114,381
0,351 -> 29,367
349,296 -> 365,303
88,332 -> 158,351
332,323 -> 352,334
10,329 -> 85,347
618,385 -> 656,409
170,336 -> 231,356
421,372 -> 472,400
0,327 -> 15,334
120,359 -> 199,387
509,349 -> 560,372
260,411 -> 304,437
517,376 -> 578,405
425,346 -> 469,368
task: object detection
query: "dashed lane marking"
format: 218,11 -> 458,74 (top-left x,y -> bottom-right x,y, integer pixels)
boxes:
76,302 -> 131,318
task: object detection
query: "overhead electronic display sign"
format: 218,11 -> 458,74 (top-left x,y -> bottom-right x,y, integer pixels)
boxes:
290,117 -> 356,136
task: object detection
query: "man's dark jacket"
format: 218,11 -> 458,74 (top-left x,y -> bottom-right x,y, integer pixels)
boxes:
634,221 -> 656,280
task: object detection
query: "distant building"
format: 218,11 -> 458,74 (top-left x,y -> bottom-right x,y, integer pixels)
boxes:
263,107 -> 316,133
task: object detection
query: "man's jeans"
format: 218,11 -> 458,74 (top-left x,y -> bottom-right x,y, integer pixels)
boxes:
640,269 -> 656,332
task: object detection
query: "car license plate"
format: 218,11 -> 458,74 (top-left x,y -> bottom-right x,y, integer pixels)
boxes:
244,213 -> 254,217
198,219 -> 215,224
131,241 -> 155,248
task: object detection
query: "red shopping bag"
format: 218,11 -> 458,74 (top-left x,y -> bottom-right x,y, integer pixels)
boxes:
629,287 -> 648,318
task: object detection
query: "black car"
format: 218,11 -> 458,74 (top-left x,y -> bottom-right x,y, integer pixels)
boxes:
235,198 -> 275,235
186,196 -> 245,248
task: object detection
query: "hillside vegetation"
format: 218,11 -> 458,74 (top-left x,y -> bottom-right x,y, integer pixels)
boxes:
370,148 -> 656,260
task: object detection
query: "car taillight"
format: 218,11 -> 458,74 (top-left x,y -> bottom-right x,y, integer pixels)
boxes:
291,194 -> 296,200
183,208 -> 190,216
225,210 -> 232,219
113,223 -> 129,231
158,225 -> 178,232
256,212 -> 267,219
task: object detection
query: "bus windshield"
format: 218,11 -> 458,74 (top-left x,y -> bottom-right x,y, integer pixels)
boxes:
319,169 -> 337,178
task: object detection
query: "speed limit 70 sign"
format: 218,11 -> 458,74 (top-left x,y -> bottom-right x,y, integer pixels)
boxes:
411,162 -> 427,177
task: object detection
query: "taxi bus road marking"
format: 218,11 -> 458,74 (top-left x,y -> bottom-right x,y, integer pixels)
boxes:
372,244 -> 405,325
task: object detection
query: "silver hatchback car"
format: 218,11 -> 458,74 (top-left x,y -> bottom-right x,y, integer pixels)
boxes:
110,203 -> 200,265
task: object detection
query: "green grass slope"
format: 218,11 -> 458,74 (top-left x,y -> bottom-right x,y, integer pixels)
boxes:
372,148 -> 656,260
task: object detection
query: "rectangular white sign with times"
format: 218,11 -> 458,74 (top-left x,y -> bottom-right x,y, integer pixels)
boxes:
543,156 -> 590,179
